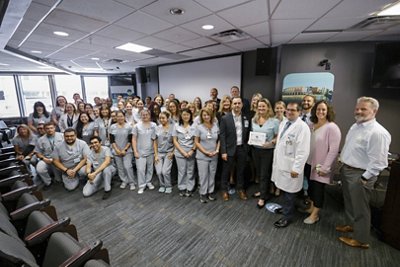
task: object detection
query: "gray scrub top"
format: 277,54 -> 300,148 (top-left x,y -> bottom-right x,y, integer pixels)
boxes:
52,139 -> 90,168
156,124 -> 174,154
172,123 -> 196,157
51,106 -> 64,121
28,113 -> 51,128
12,135 -> 37,155
132,122 -> 157,157
88,146 -> 112,169
195,122 -> 219,160
110,123 -> 132,154
94,118 -> 111,146
81,122 -> 96,144
34,132 -> 64,158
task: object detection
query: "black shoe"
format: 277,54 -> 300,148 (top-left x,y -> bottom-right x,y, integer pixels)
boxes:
102,190 -> 111,200
185,190 -> 193,197
179,190 -> 186,197
275,208 -> 283,214
42,183 -> 52,191
274,218 -> 290,228
208,193 -> 216,201
200,195 -> 208,203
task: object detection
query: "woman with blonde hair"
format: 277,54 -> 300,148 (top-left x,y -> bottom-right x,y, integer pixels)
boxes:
250,93 -> 263,119
251,98 -> 280,208
274,101 -> 286,122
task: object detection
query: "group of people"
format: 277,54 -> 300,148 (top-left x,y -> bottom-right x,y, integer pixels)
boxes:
12,87 -> 391,249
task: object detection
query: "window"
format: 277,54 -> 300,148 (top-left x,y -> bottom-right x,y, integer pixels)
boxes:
20,75 -> 53,115
0,76 -> 20,118
83,76 -> 109,104
54,75 -> 83,103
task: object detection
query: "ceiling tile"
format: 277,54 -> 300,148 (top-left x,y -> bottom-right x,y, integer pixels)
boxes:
226,38 -> 264,51
58,0 -> 135,22
325,30 -> 382,42
271,0 -> 341,19
115,11 -> 174,34
181,14 -> 235,35
33,22 -> 88,41
193,0 -> 251,12
323,0 -> 394,18
141,0 -> 212,25
270,19 -> 314,34
271,33 -> 297,46
241,21 -> 269,37
24,2 -> 52,21
44,10 -> 108,32
180,49 -> 213,58
255,35 -> 271,45
307,17 -> 367,31
154,27 -> 200,43
113,0 -> 157,10
289,32 -> 338,44
181,37 -> 218,48
32,0 -> 58,7
268,0 -> 280,14
200,44 -> 239,54
163,43 -> 191,53
96,25 -> 146,42
135,36 -> 175,49
217,0 -> 269,27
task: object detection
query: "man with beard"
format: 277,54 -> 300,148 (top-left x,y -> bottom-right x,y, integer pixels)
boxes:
300,94 -> 315,127
210,88 -> 221,110
34,122 -> 64,189
83,136 -> 116,199
337,97 -> 391,249
52,128 -> 90,191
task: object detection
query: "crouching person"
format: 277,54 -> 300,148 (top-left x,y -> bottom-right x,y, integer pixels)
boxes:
52,128 -> 90,191
83,136 -> 116,199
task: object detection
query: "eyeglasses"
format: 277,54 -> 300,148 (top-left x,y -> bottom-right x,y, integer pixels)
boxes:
286,109 -> 298,112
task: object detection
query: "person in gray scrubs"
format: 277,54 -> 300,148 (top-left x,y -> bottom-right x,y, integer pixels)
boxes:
172,108 -> 197,197
83,136 -> 116,199
132,109 -> 157,194
52,128 -> 90,191
154,111 -> 174,194
110,111 -> 136,190
195,108 -> 220,203
76,113 -> 96,145
12,124 -> 37,177
34,122 -> 64,188
94,105 -> 112,147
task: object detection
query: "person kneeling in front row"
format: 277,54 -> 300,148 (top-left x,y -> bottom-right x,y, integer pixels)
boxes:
52,128 -> 90,191
83,136 -> 116,199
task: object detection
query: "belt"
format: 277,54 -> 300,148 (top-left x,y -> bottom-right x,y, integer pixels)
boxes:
237,144 -> 244,147
343,164 -> 365,172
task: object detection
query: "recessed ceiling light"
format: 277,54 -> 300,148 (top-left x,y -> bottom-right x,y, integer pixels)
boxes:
115,42 -> 152,53
377,2 -> 400,16
53,31 -> 69,37
91,57 -> 100,61
202,24 -> 214,30
31,50 -> 42,54
0,63 -> 10,66
169,8 -> 184,15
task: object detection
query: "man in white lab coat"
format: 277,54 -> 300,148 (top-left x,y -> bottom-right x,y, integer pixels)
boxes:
271,102 -> 311,228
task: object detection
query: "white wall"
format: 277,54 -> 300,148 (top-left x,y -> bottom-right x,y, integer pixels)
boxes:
158,55 -> 241,102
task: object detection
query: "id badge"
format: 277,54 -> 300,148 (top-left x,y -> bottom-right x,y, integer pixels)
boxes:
244,120 -> 249,128
104,139 -> 110,146
185,133 -> 191,140
206,132 -> 212,139
285,138 -> 294,156
73,157 -> 81,163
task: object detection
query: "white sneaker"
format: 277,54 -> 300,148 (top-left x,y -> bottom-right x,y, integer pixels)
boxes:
147,183 -> 155,190
120,182 -> 127,189
130,184 -> 136,191
165,187 -> 172,194
138,188 -> 144,194
158,186 -> 166,193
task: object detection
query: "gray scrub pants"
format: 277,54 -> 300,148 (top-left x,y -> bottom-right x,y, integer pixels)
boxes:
175,155 -> 195,191
83,165 -> 116,197
114,153 -> 136,185
197,157 -> 218,195
36,160 -> 62,185
136,155 -> 154,189
155,153 -> 173,188
62,166 -> 86,191
341,164 -> 377,244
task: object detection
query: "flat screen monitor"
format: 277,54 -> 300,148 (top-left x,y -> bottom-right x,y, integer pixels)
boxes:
372,42 -> 400,89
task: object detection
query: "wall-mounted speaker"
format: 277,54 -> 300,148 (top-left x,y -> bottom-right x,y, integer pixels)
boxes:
135,67 -> 147,83
255,48 -> 271,76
